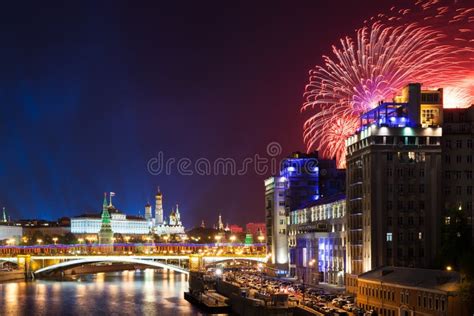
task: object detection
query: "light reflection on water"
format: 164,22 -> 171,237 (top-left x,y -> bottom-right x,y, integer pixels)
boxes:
0,269 -> 204,316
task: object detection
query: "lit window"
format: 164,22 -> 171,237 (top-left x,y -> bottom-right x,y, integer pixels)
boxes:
386,232 -> 393,242
418,232 -> 423,240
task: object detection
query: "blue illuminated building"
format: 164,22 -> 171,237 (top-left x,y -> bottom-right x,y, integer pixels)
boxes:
280,152 -> 320,212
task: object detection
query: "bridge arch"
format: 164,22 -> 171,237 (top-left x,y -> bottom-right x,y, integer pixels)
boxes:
34,256 -> 189,275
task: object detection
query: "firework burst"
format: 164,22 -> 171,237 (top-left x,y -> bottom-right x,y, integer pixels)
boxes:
302,0 -> 474,168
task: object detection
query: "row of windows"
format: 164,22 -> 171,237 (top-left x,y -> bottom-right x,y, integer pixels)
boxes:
387,201 -> 426,212
387,247 -> 424,257
387,184 -> 426,194
444,186 -> 474,196
444,170 -> 473,179
418,294 -> 446,311
386,231 -> 423,241
445,154 -> 473,164
445,139 -> 473,149
387,167 -> 425,177
387,215 -> 424,226
360,285 -> 395,301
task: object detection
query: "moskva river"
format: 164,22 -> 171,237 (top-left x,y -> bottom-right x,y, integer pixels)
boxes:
0,269 -> 204,315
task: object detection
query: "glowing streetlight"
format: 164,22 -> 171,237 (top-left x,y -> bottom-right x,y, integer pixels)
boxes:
163,235 -> 170,242
37,239 -> 43,245
52,237 -> 58,245
446,265 -> 453,271
214,235 -> 222,243
229,235 -> 236,243
22,236 -> 28,244
78,238 -> 84,244
125,236 -> 131,243
258,235 -> 265,242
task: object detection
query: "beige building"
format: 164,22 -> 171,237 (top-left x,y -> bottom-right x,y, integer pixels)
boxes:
357,266 -> 468,316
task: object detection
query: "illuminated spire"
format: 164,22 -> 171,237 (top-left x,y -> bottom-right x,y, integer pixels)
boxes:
103,192 -> 108,212
98,194 -> 114,246
2,207 -> 7,223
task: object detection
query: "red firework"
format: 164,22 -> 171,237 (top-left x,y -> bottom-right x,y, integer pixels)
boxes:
302,0 -> 474,168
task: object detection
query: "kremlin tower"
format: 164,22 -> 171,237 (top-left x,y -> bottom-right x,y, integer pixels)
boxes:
98,193 -> 114,249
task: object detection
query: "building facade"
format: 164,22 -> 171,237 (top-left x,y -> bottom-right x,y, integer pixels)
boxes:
345,84 -> 443,293
265,176 -> 288,271
71,188 -> 185,236
246,222 -> 266,239
357,266 -> 467,316
442,105 -> 474,242
288,194 -> 346,286
0,224 -> 23,242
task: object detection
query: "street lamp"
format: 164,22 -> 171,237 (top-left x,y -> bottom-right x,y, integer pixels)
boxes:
22,236 -> 28,244
37,239 -> 43,245
125,236 -> 131,243
163,235 -> 170,243
258,235 -> 265,242
214,235 -> 222,244
78,238 -> 84,244
52,237 -> 58,245
229,235 -> 236,243
446,265 -> 453,271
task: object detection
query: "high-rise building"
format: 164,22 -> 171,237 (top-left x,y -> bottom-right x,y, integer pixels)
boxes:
265,176 -> 288,272
442,105 -> 474,242
345,83 -> 443,293
265,152 -> 343,275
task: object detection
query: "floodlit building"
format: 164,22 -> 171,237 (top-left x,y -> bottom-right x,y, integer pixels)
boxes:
71,188 -> 185,236
345,83 -> 443,293
265,152 -> 344,275
0,224 -> 23,243
265,176 -> 289,272
288,193 -> 346,286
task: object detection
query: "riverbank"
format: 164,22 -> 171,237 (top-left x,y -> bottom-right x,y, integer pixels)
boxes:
0,270 -> 26,282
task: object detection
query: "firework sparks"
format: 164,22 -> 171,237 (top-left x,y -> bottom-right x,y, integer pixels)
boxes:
302,0 -> 474,168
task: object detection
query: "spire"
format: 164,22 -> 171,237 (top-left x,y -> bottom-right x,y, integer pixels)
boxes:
103,193 -> 108,212
201,220 -> 205,228
2,207 -> 7,223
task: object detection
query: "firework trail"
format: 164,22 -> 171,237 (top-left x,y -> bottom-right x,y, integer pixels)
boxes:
302,0 -> 474,168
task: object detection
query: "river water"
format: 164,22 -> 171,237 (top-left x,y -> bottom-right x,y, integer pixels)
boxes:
0,269 -> 204,315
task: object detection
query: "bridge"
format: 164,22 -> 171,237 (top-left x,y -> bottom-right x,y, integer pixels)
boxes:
0,243 -> 267,278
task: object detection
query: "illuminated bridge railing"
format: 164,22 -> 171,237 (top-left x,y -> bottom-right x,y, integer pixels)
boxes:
0,243 -> 266,256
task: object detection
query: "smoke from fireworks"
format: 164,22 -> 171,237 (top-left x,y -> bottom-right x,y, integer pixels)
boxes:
302,0 -> 474,168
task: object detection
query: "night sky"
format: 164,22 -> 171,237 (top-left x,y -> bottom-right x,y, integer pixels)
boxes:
0,1 -> 403,227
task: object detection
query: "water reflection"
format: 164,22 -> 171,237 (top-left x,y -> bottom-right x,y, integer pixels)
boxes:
0,269 -> 204,316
